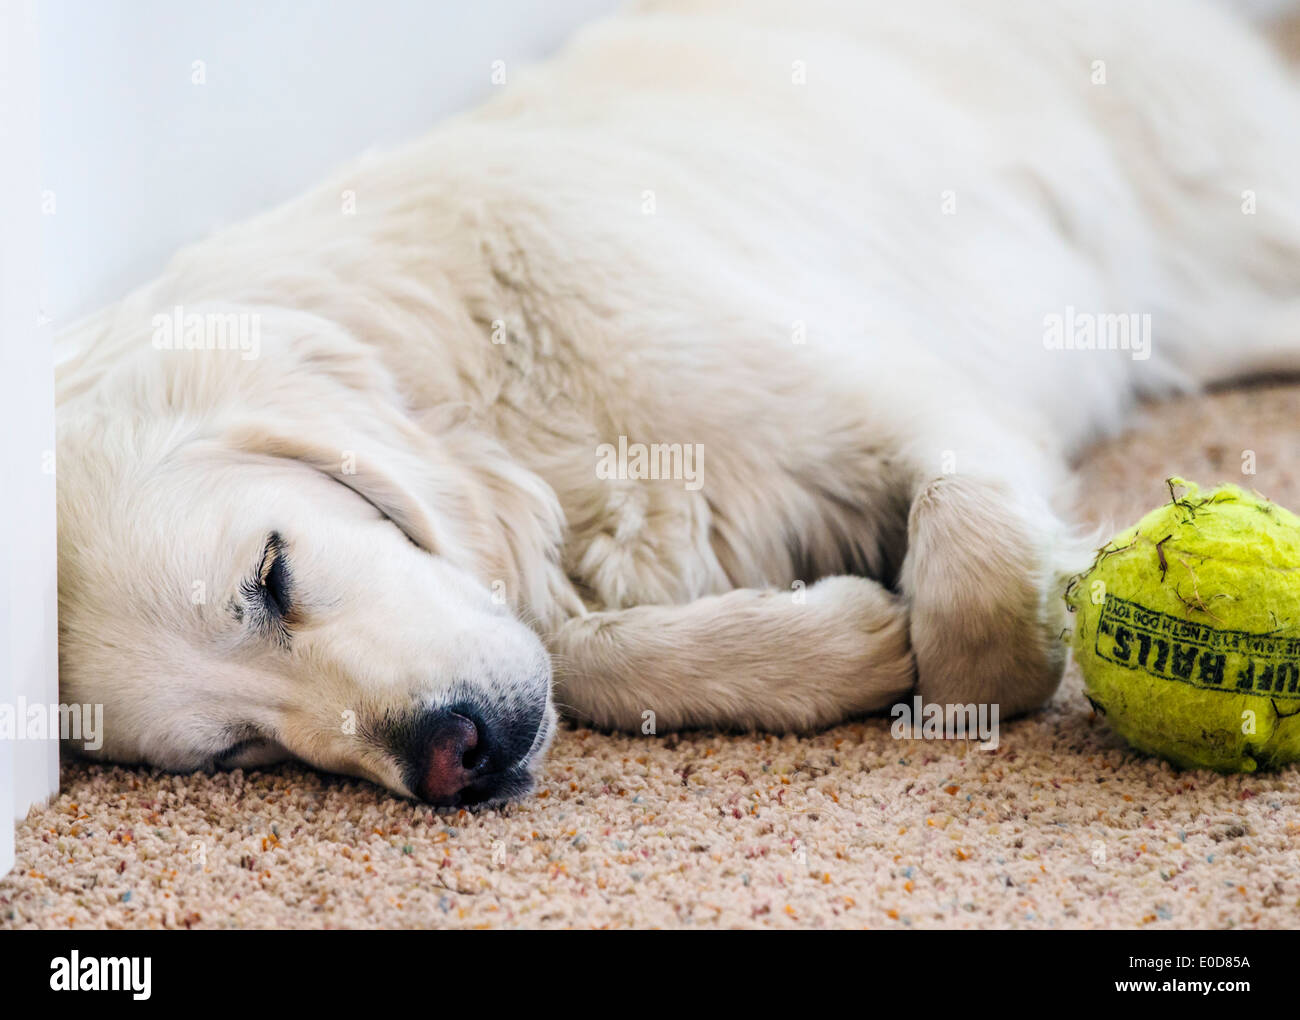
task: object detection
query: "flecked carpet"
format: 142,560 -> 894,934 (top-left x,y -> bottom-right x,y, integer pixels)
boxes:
4,383 -> 1300,929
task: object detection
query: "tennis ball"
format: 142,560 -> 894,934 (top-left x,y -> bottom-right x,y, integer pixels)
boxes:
1065,478 -> 1300,772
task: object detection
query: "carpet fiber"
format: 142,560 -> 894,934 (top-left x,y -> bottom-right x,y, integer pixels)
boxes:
6,383 -> 1300,929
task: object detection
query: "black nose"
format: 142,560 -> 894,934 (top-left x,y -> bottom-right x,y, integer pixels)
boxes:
410,711 -> 489,805
401,704 -> 545,806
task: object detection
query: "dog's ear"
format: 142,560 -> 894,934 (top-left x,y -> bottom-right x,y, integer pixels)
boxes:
224,420 -> 449,555
213,321 -> 492,563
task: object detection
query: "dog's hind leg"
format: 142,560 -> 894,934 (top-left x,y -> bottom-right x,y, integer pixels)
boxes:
887,385 -> 1097,722
547,574 -> 914,732
899,470 -> 1084,720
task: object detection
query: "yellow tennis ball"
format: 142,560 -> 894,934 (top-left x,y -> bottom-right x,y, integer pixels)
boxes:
1065,478 -> 1300,772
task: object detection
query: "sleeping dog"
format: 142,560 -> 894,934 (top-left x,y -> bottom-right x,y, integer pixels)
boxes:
55,0 -> 1300,804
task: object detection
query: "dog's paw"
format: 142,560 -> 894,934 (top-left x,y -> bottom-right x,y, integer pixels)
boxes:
899,474 -> 1073,717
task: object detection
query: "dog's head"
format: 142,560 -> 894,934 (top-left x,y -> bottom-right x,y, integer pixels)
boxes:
56,312 -> 568,806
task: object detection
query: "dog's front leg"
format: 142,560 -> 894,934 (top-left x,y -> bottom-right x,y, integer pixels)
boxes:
547,575 -> 913,732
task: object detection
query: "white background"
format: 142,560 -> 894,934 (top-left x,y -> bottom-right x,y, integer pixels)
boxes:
39,0 -> 622,326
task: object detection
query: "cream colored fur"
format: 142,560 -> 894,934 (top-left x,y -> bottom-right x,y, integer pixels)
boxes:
55,0 -> 1300,800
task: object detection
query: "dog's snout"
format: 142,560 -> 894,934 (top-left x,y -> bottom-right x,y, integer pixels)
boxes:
418,711 -> 484,805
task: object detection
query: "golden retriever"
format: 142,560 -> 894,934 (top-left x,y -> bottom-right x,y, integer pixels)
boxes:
55,0 -> 1300,804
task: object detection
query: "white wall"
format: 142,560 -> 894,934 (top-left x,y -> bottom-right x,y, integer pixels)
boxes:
39,0 -> 622,326
3,0 -> 60,863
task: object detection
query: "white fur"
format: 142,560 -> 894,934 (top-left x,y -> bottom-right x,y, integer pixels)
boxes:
56,0 -> 1300,799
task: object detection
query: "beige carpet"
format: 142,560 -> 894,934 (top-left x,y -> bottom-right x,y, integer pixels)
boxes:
5,383 -> 1300,929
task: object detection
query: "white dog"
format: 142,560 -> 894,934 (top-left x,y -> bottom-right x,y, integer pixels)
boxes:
55,0 -> 1300,804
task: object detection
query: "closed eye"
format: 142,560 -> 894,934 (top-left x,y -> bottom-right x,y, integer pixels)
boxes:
214,737 -> 259,765
240,531 -> 293,642
213,734 -> 288,770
